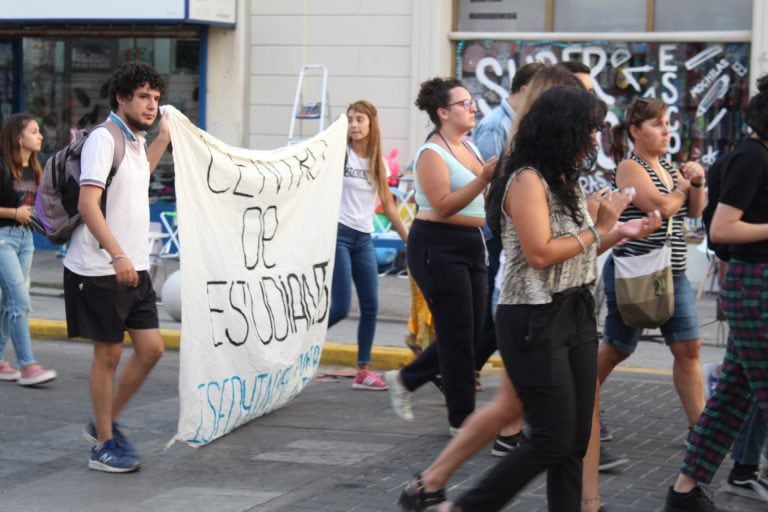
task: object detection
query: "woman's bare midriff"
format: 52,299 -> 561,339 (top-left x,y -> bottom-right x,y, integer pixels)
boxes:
416,210 -> 486,228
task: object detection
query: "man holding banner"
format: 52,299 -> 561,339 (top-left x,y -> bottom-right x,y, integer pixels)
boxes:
63,62 -> 171,473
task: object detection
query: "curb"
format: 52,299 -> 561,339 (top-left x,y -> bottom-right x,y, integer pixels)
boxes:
30,318 -> 505,370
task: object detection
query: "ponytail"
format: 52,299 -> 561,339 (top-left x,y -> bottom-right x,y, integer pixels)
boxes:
608,122 -> 630,164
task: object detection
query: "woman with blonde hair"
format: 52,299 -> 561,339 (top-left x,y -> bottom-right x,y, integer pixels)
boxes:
0,113 -> 57,386
328,100 -> 408,390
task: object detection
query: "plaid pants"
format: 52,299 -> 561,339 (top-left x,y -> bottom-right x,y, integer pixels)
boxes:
682,260 -> 768,483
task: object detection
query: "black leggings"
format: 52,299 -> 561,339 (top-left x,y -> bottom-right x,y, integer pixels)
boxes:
401,219 -> 487,429
456,287 -> 598,512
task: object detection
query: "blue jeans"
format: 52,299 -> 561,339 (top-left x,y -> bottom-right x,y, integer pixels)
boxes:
731,400 -> 768,465
0,226 -> 36,367
602,255 -> 700,354
328,223 -> 379,366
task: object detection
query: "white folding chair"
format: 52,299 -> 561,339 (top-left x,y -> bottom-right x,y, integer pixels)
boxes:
148,221 -> 169,281
159,211 -> 180,258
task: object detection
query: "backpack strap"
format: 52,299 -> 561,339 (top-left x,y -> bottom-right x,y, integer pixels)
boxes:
98,119 -> 126,188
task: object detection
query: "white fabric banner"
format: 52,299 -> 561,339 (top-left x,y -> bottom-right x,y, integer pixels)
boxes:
165,106 -> 347,446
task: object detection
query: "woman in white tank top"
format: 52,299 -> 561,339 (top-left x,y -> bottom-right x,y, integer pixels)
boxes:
327,101 -> 407,391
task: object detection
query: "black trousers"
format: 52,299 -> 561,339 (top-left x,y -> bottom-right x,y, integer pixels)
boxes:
401,219 -> 487,429
474,235 -> 502,370
456,287 -> 598,512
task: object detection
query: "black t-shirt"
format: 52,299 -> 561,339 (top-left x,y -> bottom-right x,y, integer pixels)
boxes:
718,137 -> 768,262
0,158 -> 36,228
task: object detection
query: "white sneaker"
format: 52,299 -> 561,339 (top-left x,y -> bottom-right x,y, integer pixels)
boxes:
702,362 -> 720,400
384,370 -> 414,421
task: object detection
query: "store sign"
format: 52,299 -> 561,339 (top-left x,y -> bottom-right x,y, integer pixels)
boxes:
165,106 -> 347,446
457,40 -> 751,193
458,0 -> 547,32
0,0 -> 236,25
189,0 -> 236,25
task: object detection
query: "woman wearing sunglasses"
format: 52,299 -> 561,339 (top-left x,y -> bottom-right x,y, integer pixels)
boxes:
385,77 -> 497,435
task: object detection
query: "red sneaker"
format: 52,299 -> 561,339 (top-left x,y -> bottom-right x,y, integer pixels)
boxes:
0,361 -> 21,381
352,369 -> 388,391
18,364 -> 57,387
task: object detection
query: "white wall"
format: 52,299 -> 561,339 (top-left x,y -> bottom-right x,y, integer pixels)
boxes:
206,0 -> 248,146
243,0 -> 453,167
751,0 -> 768,93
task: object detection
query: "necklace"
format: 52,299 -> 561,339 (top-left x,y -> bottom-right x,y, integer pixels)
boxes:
436,131 -> 483,165
631,152 -> 673,190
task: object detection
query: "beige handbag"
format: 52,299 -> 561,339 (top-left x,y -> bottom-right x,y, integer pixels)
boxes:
614,216 -> 674,328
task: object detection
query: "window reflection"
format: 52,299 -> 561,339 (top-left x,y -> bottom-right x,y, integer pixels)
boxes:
23,37 -> 199,203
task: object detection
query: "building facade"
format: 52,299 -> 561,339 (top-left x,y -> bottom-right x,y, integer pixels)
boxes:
2,0 -> 768,192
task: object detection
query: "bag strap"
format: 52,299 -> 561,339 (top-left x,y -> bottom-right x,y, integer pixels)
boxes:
97,119 -> 126,188
630,153 -> 676,239
659,159 -> 676,239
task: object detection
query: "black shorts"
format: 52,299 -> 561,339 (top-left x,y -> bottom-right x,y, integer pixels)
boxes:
64,268 -> 159,343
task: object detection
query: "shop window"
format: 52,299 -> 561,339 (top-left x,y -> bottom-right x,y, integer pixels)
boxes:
456,39 -> 751,194
654,0 -> 751,31
554,0 -> 646,32
0,41 -> 14,122
22,37 -> 199,204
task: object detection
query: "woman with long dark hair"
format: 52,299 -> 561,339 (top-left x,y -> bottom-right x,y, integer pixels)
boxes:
328,100 -> 408,390
0,113 -> 57,386
422,86 -> 658,512
385,77 -> 497,434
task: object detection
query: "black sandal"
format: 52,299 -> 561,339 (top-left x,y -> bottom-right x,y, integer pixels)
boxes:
398,473 -> 446,511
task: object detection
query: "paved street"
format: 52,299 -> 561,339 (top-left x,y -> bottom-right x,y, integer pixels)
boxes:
0,250 -> 759,511
1,339 -> 758,512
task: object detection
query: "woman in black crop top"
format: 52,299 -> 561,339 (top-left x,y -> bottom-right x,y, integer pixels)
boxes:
665,75 -> 768,512
0,113 -> 58,386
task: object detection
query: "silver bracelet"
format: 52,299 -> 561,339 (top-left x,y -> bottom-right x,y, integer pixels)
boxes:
588,225 -> 601,247
570,232 -> 587,253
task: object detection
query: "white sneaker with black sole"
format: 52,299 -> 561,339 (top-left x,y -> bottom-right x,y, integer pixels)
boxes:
725,473 -> 768,503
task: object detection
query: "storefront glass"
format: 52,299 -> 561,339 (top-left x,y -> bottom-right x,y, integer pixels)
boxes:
0,40 -> 14,122
456,39 -> 751,194
22,36 -> 199,204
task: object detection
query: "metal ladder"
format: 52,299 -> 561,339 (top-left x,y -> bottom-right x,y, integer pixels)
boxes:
287,64 -> 330,144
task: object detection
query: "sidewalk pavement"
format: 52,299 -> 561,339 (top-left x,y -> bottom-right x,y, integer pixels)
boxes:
5,250 -> 758,511
29,249 -> 730,372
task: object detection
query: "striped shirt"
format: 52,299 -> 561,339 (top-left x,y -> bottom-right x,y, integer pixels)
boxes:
612,153 -> 688,275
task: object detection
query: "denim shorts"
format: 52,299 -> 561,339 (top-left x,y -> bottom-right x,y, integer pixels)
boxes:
602,255 -> 700,354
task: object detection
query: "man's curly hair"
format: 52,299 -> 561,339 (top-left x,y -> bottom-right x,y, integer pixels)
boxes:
108,62 -> 166,110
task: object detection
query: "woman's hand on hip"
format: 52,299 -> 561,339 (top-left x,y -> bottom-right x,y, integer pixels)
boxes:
15,205 -> 33,225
